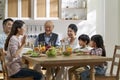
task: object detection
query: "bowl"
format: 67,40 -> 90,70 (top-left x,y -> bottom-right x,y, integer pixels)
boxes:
63,51 -> 72,56
46,47 -> 57,57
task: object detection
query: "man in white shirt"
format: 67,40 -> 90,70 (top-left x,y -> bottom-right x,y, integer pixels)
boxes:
0,18 -> 14,71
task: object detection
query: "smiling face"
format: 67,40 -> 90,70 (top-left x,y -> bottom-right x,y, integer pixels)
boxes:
18,24 -> 26,35
3,21 -> 13,34
67,28 -> 76,38
44,21 -> 54,35
90,40 -> 96,48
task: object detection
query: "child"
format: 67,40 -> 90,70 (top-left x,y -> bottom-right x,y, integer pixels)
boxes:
80,34 -> 107,80
68,34 -> 90,80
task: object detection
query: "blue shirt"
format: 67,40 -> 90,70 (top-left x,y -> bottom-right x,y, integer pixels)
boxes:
0,32 -> 7,71
0,32 -> 7,48
34,33 -> 60,47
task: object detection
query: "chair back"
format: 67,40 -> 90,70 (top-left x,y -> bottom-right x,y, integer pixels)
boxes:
110,45 -> 120,79
0,48 -> 8,80
0,48 -> 34,80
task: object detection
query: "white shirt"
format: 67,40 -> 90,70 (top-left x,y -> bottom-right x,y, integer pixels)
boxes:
69,37 -> 79,49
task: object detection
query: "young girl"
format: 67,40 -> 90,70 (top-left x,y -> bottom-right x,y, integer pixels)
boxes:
4,20 -> 43,80
80,34 -> 107,80
68,34 -> 90,80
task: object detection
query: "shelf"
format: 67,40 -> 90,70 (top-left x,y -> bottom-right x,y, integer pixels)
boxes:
61,0 -> 87,20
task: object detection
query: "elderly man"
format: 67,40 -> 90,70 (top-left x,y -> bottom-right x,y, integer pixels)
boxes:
34,21 -> 60,79
0,18 -> 14,72
34,20 -> 60,47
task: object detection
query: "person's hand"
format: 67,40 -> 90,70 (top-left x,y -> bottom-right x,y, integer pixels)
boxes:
21,35 -> 27,46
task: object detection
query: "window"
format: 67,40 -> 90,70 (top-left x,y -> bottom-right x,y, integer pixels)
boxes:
8,0 -> 18,17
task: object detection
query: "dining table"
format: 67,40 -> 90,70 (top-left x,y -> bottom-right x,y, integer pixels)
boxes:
22,54 -> 112,80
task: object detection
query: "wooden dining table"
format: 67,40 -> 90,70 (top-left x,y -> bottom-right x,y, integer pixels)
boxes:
22,54 -> 112,80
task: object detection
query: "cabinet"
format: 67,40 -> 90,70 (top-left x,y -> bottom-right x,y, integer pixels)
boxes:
5,0 -> 59,20
7,0 -> 31,18
0,0 -> 5,20
60,0 -> 87,20
5,0 -> 86,20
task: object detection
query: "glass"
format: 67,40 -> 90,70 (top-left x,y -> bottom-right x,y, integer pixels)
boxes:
39,41 -> 45,47
38,41 -> 46,53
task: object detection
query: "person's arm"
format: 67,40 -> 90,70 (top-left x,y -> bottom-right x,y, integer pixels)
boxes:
9,36 -> 26,58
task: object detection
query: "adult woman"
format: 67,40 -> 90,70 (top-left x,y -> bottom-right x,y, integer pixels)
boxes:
56,24 -> 79,80
4,20 -> 43,80
62,24 -> 79,49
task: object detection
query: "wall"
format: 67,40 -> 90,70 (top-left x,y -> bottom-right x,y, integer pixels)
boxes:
104,0 -> 119,57
118,0 -> 120,44
0,20 -> 3,33
96,0 -> 105,38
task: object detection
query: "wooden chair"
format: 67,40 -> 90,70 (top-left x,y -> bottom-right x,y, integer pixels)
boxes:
96,45 -> 120,80
0,48 -> 33,80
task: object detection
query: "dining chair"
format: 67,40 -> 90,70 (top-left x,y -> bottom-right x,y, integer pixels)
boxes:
0,48 -> 33,80
95,45 -> 120,80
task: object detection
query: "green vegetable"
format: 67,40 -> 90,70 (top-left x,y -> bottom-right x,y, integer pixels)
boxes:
46,47 -> 56,57
63,51 -> 71,56
26,50 -> 33,54
31,51 -> 39,57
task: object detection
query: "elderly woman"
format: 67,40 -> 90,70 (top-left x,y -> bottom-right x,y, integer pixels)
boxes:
62,24 -> 79,49
56,24 -> 79,80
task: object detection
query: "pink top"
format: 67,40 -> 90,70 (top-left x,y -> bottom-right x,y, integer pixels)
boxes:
6,36 -> 22,76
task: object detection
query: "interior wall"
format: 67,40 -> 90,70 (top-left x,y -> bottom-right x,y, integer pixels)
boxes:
119,0 -> 120,45
96,0 -> 105,38
104,0 -> 119,57
0,20 -> 3,33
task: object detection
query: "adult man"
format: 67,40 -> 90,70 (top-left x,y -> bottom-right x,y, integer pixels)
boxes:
34,20 -> 60,47
0,18 -> 14,48
0,18 -> 14,71
34,21 -> 60,79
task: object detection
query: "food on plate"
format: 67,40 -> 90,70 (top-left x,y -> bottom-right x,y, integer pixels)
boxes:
46,47 -> 56,57
34,47 -> 39,52
66,47 -> 72,52
40,46 -> 46,52
63,47 -> 72,56
63,51 -> 72,56
25,50 -> 33,55
30,51 -> 39,57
